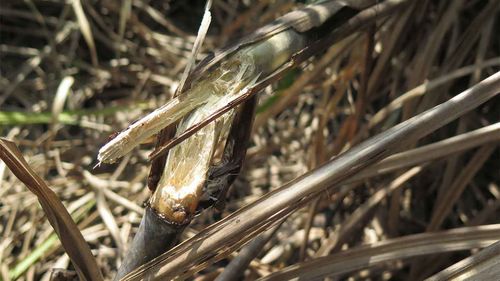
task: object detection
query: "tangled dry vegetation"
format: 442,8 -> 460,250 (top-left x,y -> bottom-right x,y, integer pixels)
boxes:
0,0 -> 499,280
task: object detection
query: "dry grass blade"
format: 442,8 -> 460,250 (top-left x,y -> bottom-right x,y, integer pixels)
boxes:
71,0 -> 98,66
426,240 -> 500,281
409,0 -> 464,88
368,57 -> 500,129
83,170 -> 126,256
117,0 -> 132,43
349,122 -> 500,182
316,166 -> 424,256
258,225 -> 500,280
48,76 -> 74,143
0,139 -> 103,281
176,0 -> 212,94
427,144 -> 497,231
215,220 -> 285,281
122,72 -> 500,280
0,21 -> 75,105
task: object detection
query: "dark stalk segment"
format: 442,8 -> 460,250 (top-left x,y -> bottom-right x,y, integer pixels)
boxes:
114,206 -> 186,280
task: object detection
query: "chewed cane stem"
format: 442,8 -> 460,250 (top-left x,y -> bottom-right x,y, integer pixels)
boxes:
97,28 -> 307,223
148,60 -> 253,223
149,30 -> 307,223
97,29 -> 305,164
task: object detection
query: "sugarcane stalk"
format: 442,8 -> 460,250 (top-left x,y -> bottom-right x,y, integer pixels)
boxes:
103,0 -> 378,279
148,28 -> 307,224
113,96 -> 257,280
112,30 -> 308,279
114,206 -> 185,280
98,28 -> 306,165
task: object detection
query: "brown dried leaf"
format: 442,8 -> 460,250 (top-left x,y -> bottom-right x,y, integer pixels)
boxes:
426,240 -> 500,281
259,225 -> 500,280
0,138 -> 103,281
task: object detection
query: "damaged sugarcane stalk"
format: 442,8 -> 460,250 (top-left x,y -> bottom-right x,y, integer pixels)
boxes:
114,97 -> 257,279
112,29 -> 308,280
147,29 -> 308,224
97,0 -> 381,279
